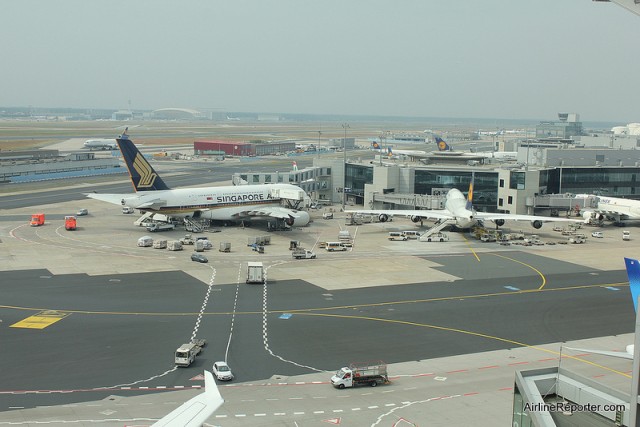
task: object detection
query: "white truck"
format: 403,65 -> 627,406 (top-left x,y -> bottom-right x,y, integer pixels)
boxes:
174,339 -> 207,367
421,232 -> 449,242
623,231 -> 631,241
246,262 -> 264,284
331,361 -> 389,389
292,249 -> 316,259
180,234 -> 195,245
147,223 -> 176,232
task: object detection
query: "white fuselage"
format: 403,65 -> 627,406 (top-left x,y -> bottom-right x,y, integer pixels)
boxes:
121,183 -> 309,224
84,139 -> 117,150
444,189 -> 476,228
597,196 -> 640,220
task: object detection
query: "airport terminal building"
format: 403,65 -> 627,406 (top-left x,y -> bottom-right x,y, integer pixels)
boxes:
232,136 -> 640,219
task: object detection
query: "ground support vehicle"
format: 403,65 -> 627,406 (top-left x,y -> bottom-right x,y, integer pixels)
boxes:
147,223 -> 176,232
331,361 -> 389,389
180,234 -> 195,245
64,216 -> 77,231
174,339 -> 207,367
219,242 -> 231,252
30,213 -> 45,227
246,262 -> 264,283
623,231 -> 631,241
421,232 -> 449,242
292,249 -> 316,259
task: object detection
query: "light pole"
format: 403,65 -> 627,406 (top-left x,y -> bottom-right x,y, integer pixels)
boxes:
341,123 -> 349,211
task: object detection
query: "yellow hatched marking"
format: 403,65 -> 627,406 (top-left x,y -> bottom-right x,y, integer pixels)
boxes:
10,310 -> 69,329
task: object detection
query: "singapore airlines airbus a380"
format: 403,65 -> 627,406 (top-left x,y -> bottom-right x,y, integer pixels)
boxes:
87,131 -> 311,227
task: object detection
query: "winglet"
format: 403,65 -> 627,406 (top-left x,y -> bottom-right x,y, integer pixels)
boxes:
116,134 -> 170,192
624,257 -> 640,312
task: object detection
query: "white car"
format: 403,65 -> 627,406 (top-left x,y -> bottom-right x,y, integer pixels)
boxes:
212,361 -> 233,381
591,231 -> 604,238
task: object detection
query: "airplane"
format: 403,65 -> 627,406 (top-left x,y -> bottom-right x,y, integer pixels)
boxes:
86,131 -> 311,227
152,370 -> 224,426
345,174 -> 582,230
566,257 -> 640,360
226,115 -> 240,121
386,147 -> 429,157
83,138 -> 118,150
578,194 -> 640,224
433,137 -> 517,161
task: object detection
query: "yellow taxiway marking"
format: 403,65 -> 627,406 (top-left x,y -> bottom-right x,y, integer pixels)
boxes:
489,252 -> 547,290
297,311 -> 632,379
0,282 -> 629,317
461,235 -> 481,262
10,310 -> 69,329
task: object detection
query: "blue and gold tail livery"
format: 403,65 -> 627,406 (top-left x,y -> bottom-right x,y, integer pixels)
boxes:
435,136 -> 451,152
116,136 -> 170,191
624,257 -> 640,312
466,174 -> 474,210
371,141 -> 381,150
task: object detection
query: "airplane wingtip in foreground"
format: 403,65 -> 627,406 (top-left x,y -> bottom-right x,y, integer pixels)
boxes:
566,257 -> 640,360
151,370 -> 224,427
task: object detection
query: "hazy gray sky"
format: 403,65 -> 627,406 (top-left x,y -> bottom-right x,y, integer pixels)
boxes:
1,1 -> 638,122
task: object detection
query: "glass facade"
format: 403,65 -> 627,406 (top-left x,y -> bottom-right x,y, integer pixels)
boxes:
414,170 -> 499,212
550,167 -> 640,197
345,164 -> 373,202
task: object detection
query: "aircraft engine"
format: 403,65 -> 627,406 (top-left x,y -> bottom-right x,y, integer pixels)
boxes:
285,217 -> 295,226
292,211 -> 311,226
493,219 -> 505,227
531,220 -> 543,229
378,214 -> 390,223
410,215 -> 422,223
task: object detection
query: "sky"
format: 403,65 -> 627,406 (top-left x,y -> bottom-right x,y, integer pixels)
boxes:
1,0 -> 638,123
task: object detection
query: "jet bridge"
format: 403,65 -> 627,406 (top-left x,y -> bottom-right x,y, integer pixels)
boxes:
269,187 -> 309,210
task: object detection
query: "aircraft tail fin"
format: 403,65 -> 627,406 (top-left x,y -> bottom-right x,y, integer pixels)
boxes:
387,147 -> 393,156
466,173 -> 475,211
116,129 -> 170,192
371,141 -> 381,150
435,136 -> 452,152
624,257 -> 640,312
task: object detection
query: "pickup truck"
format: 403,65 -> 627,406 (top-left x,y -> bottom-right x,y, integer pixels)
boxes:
292,249 -> 316,259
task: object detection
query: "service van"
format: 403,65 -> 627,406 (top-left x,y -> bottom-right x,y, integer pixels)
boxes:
122,207 -> 135,214
326,242 -> 347,252
401,231 -> 421,239
388,232 -> 408,241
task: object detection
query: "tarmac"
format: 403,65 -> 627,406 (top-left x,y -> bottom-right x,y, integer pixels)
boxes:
0,182 -> 638,426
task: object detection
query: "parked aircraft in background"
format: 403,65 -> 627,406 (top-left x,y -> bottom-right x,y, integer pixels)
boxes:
83,138 -> 117,150
346,176 -> 582,230
87,130 -> 311,227
578,194 -> 640,224
567,257 -> 640,360
434,137 -> 517,160
152,370 -> 223,426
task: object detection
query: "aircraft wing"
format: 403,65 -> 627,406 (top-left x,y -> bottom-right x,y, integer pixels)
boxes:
236,206 -> 305,220
86,193 -> 167,210
565,347 -> 633,360
345,209 -> 453,221
474,212 -> 583,223
152,370 -> 224,427
85,193 -> 124,206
